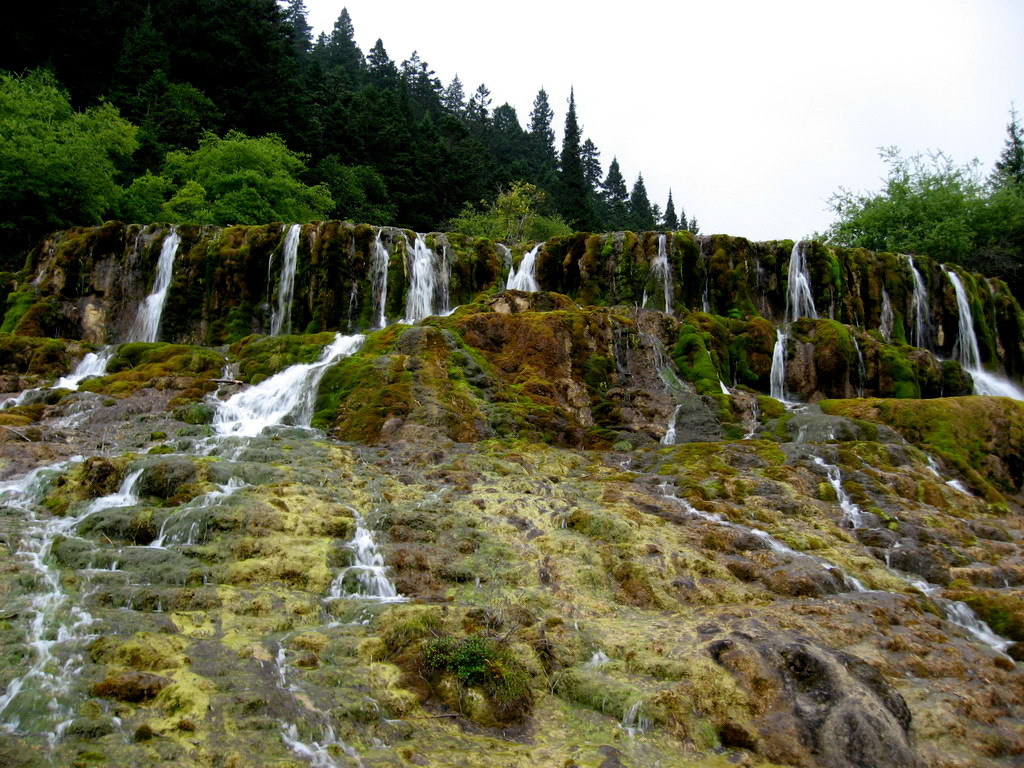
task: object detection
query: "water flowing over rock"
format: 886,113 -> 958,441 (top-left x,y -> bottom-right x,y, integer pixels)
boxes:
214,333 -> 364,437
946,268 -> 1024,400
129,228 -> 180,343
1,221 -> 1024,768
506,243 -> 541,293
269,224 -> 301,336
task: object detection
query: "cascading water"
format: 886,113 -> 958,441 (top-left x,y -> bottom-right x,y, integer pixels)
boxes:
769,330 -> 787,402
0,458 -> 102,741
851,336 -> 866,398
213,334 -> 365,438
641,234 -> 672,314
506,243 -> 541,292
661,405 -> 682,446
657,482 -> 866,592
878,287 -> 893,341
53,348 -> 116,391
945,269 -> 1024,400
371,229 -> 390,329
270,224 -> 301,336
328,509 -> 403,602
130,228 -> 180,343
769,242 -> 818,405
149,477 -> 247,549
813,456 -> 866,528
403,235 -> 441,323
905,255 -> 930,349
786,241 -> 817,323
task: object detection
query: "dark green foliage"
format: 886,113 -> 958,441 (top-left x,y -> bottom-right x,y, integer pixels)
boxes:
628,174 -> 655,232
600,158 -> 630,231
421,635 -> 533,721
663,190 -> 679,230
555,89 -> 592,229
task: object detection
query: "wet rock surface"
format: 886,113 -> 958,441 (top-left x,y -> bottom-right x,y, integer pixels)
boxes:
0,267 -> 1021,766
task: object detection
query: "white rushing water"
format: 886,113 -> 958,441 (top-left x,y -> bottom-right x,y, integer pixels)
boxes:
661,405 -> 682,446
906,254 -> 930,349
506,243 -> 541,293
328,509 -> 403,602
879,287 -> 893,341
945,269 -> 1024,400
149,477 -> 248,549
642,234 -> 672,314
371,229 -> 390,329
213,334 -> 364,438
851,336 -> 866,398
786,241 -> 818,323
53,347 -> 116,391
813,456 -> 866,528
769,330 -> 787,402
130,228 -> 180,343
620,699 -> 650,738
270,224 -> 301,336
403,235 -> 440,323
0,458 -> 102,740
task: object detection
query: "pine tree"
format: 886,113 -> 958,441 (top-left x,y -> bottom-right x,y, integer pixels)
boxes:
600,157 -> 629,230
556,88 -> 591,228
442,75 -> 465,114
993,105 -> 1024,189
325,8 -> 364,83
663,190 -> 679,229
628,173 -> 655,231
366,39 -> 398,89
527,87 -> 557,183
284,0 -> 313,56
581,139 -> 601,190
466,83 -> 492,124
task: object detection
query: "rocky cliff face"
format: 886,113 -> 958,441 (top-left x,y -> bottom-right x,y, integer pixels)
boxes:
0,221 -> 1023,768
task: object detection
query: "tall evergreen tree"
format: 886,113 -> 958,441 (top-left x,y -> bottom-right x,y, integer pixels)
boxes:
366,39 -> 398,89
284,0 -> 313,57
628,173 -> 655,231
466,83 -> 492,124
663,190 -> 679,229
581,139 -> 601,190
993,106 -> 1024,189
325,8 -> 364,82
600,157 -> 629,230
442,75 -> 465,115
527,87 -> 557,184
556,88 -> 590,227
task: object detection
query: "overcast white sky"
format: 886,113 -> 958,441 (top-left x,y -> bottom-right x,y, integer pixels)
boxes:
303,0 -> 1024,241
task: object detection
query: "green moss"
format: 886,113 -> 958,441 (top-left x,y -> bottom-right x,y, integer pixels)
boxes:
1,291 -> 37,334
421,635 -> 533,723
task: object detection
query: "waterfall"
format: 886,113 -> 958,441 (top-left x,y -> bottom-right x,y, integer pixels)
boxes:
0,458 -> 100,739
642,234 -> 672,314
813,456 -> 866,527
213,334 -> 365,438
85,468 -> 144,514
945,269 -> 1024,400
785,241 -> 817,322
851,336 -> 866,398
328,509 -> 403,602
130,228 -> 180,343
507,243 -> 541,292
403,235 -> 440,323
906,255 -> 930,349
371,229 -> 390,329
620,700 -> 650,738
270,224 -> 301,336
769,330 -> 787,402
879,287 -> 893,341
661,405 -> 682,445
53,348 -> 116,391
